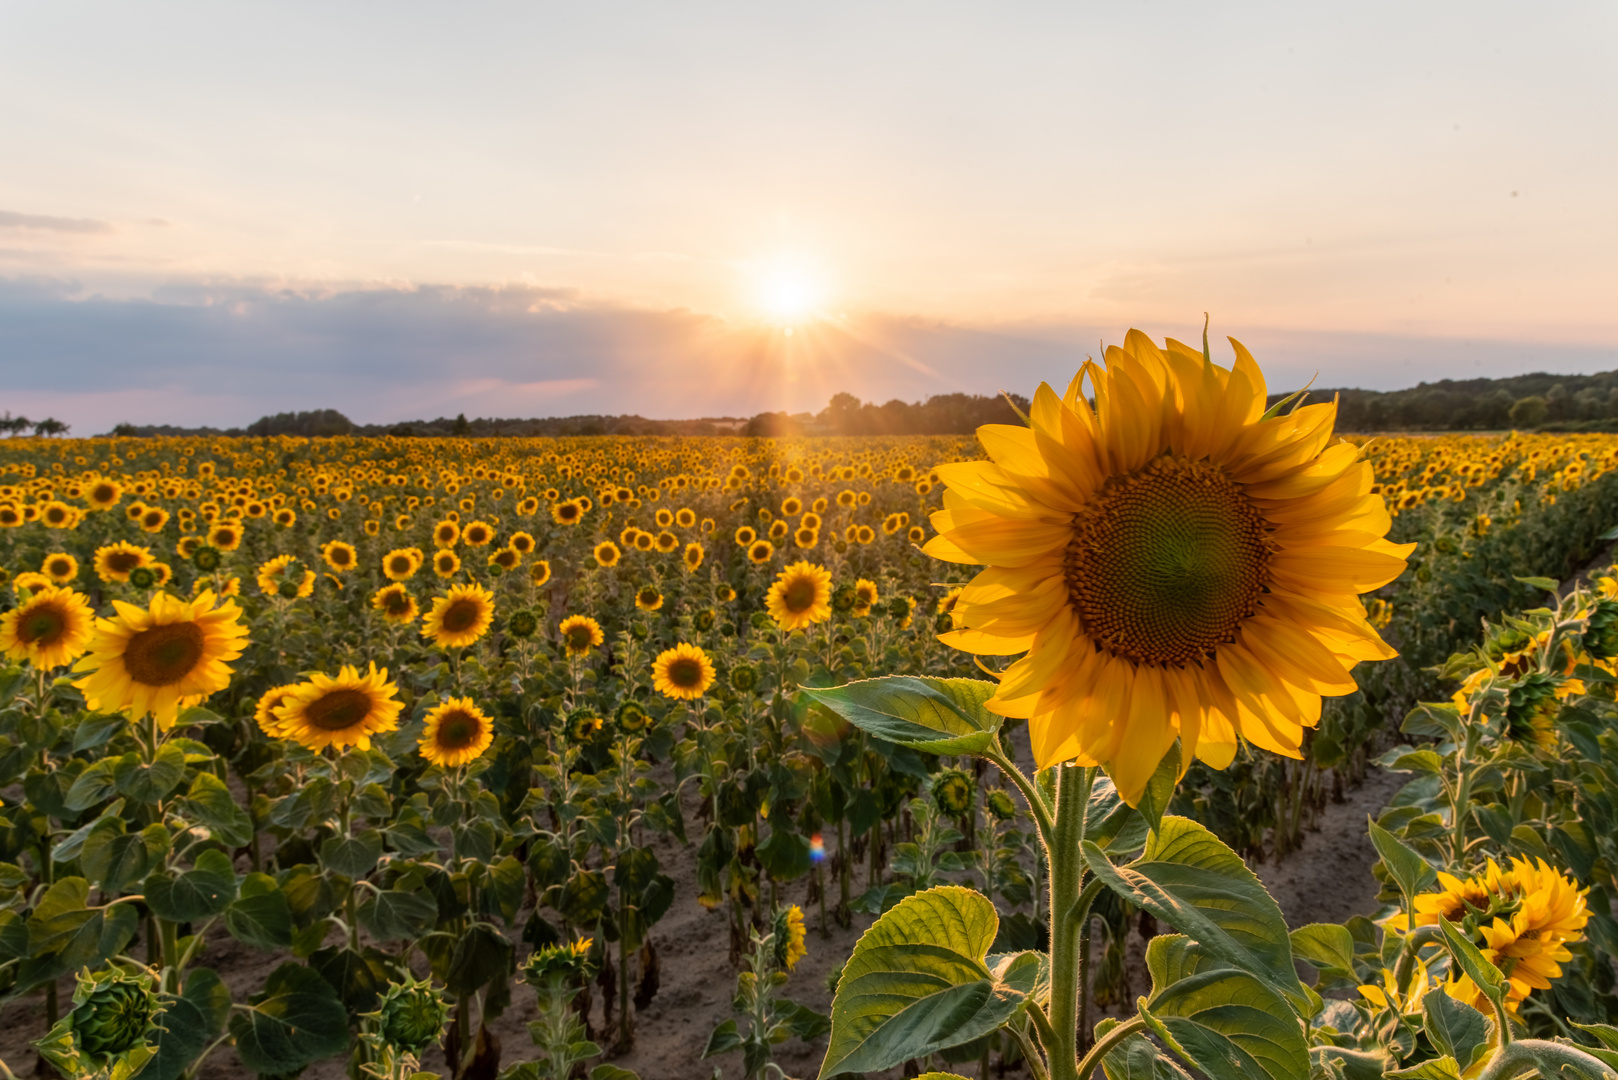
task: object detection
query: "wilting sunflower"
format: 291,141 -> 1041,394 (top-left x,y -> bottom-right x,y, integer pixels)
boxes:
253,683 -> 300,737
275,663 -> 404,752
0,585 -> 94,670
559,615 -> 604,657
320,541 -> 358,573
635,585 -> 664,612
652,643 -> 715,700
593,541 -> 621,568
93,542 -> 154,584
42,553 -> 79,584
422,583 -> 496,648
766,562 -> 833,630
530,560 -> 552,587
383,547 -> 422,581
923,328 -> 1413,802
256,555 -> 315,599
683,542 -> 704,572
371,583 -> 419,625
419,696 -> 495,767
74,590 -> 249,729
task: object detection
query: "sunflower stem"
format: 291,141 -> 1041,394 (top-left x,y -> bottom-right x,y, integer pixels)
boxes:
1044,764 -> 1094,1080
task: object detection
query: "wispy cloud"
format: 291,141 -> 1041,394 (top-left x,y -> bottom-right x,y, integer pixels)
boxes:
0,211 -> 115,235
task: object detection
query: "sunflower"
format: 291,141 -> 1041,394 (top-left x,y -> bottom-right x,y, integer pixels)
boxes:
274,663 -> 403,752
432,520 -> 460,548
432,550 -> 461,578
274,508 -> 297,527
86,478 -> 123,510
766,562 -> 833,630
675,508 -> 697,529
735,526 -> 757,547
559,615 -> 604,657
853,578 -> 880,616
418,583 -> 495,649
139,507 -> 169,533
594,541 -> 621,568
253,683 -> 300,737
0,585 -> 95,670
794,527 -> 818,549
74,590 -> 249,729
530,560 -> 553,587
206,523 -> 242,552
256,555 -> 315,599
635,585 -> 664,612
320,540 -> 358,573
383,548 -> 423,581
923,328 -> 1413,802
774,905 -> 808,972
717,584 -> 737,603
371,583 -> 419,625
42,553 -> 79,584
748,540 -> 775,565
42,501 -> 78,529
94,542 -> 154,584
15,571 -> 49,593
508,531 -> 536,555
419,696 -> 495,767
462,520 -> 494,547
552,500 -> 585,526
683,542 -> 704,572
652,643 -> 715,700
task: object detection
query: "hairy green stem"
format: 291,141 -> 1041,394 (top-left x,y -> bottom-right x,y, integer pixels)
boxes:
1476,1038 -> 1612,1080
1044,764 -> 1094,1080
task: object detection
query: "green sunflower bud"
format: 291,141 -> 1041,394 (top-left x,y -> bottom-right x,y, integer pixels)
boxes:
191,544 -> 222,571
128,566 -> 157,590
630,621 -> 650,641
507,610 -> 539,639
985,788 -> 1018,822
831,585 -> 857,614
886,596 -> 910,620
36,967 -> 159,1076
565,710 -> 604,745
693,608 -> 716,632
376,975 -> 450,1056
1586,600 -> 1618,661
728,664 -> 758,693
277,579 -> 300,599
615,699 -> 650,733
932,769 -> 975,818
524,938 -> 595,984
749,611 -> 771,630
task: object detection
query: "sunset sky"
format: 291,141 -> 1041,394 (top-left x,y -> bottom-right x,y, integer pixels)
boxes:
3,1 -> 1616,432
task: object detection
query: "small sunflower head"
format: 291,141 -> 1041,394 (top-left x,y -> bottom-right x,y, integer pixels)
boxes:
128,566 -> 157,590
831,584 -> 858,614
37,967 -> 160,1075
375,976 -> 450,1057
985,788 -> 1019,822
885,596 -> 911,621
728,664 -> 759,693
507,610 -> 539,639
693,608 -> 716,632
1504,672 -> 1562,749
771,906 -> 808,971
1585,600 -> 1618,660
566,710 -> 604,745
932,769 -> 975,818
615,699 -> 651,733
524,938 -> 595,985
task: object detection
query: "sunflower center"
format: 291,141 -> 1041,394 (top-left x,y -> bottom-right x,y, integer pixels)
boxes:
107,552 -> 142,573
435,710 -> 481,749
667,658 -> 704,688
21,607 -> 65,646
123,622 -> 206,686
385,591 -> 411,614
441,599 -> 480,633
783,579 -> 817,613
1066,455 -> 1273,668
304,688 -> 374,731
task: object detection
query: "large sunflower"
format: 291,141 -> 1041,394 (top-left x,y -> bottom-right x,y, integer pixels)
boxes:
924,328 -> 1413,803
93,542 -> 154,584
652,642 -> 716,700
765,561 -> 832,630
419,696 -> 496,767
275,663 -> 403,752
421,583 -> 495,648
74,591 -> 249,729
0,585 -> 95,670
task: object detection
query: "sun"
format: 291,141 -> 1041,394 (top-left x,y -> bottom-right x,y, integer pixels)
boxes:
752,257 -> 826,326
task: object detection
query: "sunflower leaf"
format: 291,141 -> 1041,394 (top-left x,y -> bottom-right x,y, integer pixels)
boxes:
801,676 -> 1002,756
1366,816 -> 1437,903
1436,916 -> 1508,1015
1083,817 -> 1306,1008
817,885 -> 1033,1079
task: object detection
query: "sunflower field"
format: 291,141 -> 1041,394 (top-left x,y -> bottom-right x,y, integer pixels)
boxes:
5,335 -> 1618,1080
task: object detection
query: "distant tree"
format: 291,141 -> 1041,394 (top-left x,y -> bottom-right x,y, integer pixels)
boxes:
32,418 -> 69,437
0,412 -> 32,436
246,409 -> 353,437
1509,395 -> 1548,428
452,413 -> 471,436
111,422 -> 141,437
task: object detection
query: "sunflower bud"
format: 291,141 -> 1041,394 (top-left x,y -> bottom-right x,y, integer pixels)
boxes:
376,975 -> 449,1056
728,664 -> 758,693
831,585 -> 857,614
886,597 -> 910,621
128,566 -> 157,590
932,769 -> 975,818
693,608 -> 716,632
1586,600 -> 1618,661
524,938 -> 595,985
277,580 -> 300,599
507,610 -> 539,639
191,544 -> 222,571
36,967 -> 159,1076
985,788 -> 1018,822
615,699 -> 650,733
565,710 -> 603,744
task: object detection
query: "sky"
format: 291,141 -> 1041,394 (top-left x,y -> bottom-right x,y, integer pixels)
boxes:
2,1 -> 1616,433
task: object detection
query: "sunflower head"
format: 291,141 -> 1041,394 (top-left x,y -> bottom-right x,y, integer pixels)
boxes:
932,768 -> 976,818
422,583 -> 496,649
728,664 -> 758,693
0,585 -> 95,671
276,663 -> 403,753
420,696 -> 495,768
93,542 -> 153,584
559,615 -> 604,657
615,699 -> 651,733
693,608 -> 716,632
594,542 -> 621,568
254,683 -> 300,736
191,545 -> 222,572
42,553 -> 78,583
507,610 -> 539,639
985,788 -> 1019,822
652,642 -> 715,700
771,905 -> 808,972
371,584 -> 419,625
375,976 -> 450,1058
1585,599 -> 1618,661
565,710 -> 604,744
635,585 -> 664,612
765,562 -> 832,631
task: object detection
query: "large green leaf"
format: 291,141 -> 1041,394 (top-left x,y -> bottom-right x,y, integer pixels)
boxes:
1083,816 -> 1305,1005
818,885 -> 1035,1078
1367,817 -> 1438,902
1140,936 -> 1308,1080
19,876 -> 139,990
178,772 -> 253,848
224,874 -> 294,950
319,830 -> 384,879
228,963 -> 349,1074
1289,924 -> 1356,980
1423,990 -> 1490,1073
1101,1032 -> 1195,1080
802,677 -> 1002,755
135,968 -> 229,1080
146,848 -> 237,922
113,744 -> 189,804
1437,917 -> 1508,1014
357,888 -> 438,942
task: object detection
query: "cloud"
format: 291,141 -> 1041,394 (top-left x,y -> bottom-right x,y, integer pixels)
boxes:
0,211 -> 115,234
1,276 -> 1615,435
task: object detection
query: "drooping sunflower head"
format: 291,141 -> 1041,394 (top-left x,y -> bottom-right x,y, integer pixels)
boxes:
419,696 -> 495,767
559,614 -> 604,657
635,585 -> 664,612
73,590 -> 249,729
772,905 -> 808,972
924,327 -> 1414,803
422,583 -> 495,649
766,562 -> 832,631
275,663 -> 403,753
652,642 -> 715,700
93,541 -> 154,584
0,585 -> 95,671
371,583 -> 419,625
